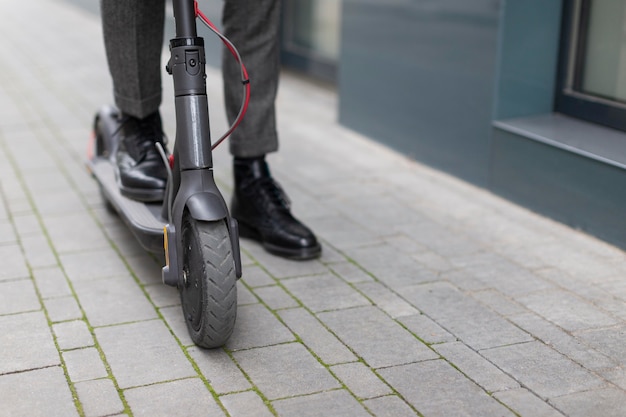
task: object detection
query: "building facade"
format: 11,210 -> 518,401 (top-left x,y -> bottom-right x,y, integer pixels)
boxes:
278,0 -> 626,250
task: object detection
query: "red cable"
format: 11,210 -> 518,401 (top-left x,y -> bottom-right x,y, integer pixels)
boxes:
194,1 -> 251,149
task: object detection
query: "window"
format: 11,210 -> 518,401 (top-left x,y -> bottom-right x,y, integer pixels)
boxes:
280,0 -> 342,82
556,0 -> 626,131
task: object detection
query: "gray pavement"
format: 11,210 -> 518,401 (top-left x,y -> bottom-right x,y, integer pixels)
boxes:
1,1 -> 625,416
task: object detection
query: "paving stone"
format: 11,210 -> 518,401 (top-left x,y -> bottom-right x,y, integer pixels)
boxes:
493,388 -> 565,417
518,289 -> 620,332
32,267 -> 72,299
60,248 -> 131,282
44,295 -> 83,322
307,214 -> 382,250
397,313 -> 457,345
481,341 -> 604,399
0,278 -> 40,315
0,366 -> 79,417
550,387 -> 626,417
411,249 -> 454,274
328,261 -> 374,284
282,273 -> 370,313
576,324 -> 626,365
433,342 -> 520,393
317,242 -> 347,264
319,306 -> 437,369
237,281 -> 258,305
73,276 -> 157,327
42,212 -> 109,253
188,347 -> 251,394
379,360 -> 516,417
95,320 -> 196,388
509,313 -> 617,371
31,188 -> 86,216
278,307 -> 356,365
598,276 -> 626,302
494,243 -> 549,271
232,342 -> 340,400
63,347 -> 108,382
0,243 -> 29,281
401,282 -> 533,350
75,378 -> 125,417
355,281 -> 419,318
441,268 -> 490,292
530,243 -> 622,282
125,378 -> 225,417
330,362 -> 392,399
0,219 -> 17,244
0,311 -> 60,374
563,280 -> 626,321
450,252 -> 555,297
21,170 -> 71,195
339,195 -> 424,237
123,252 -> 164,285
20,234 -> 58,268
144,282 -> 180,308
225,303 -> 295,351
53,320 -> 94,350
248,247 -> 329,279
240,264 -> 275,287
344,244 -> 438,288
403,221 -> 484,259
273,389 -> 372,417
362,395 -> 418,417
220,390 -> 274,417
160,304 -> 194,346
600,366 -> 626,391
102,223 -> 148,258
470,289 -> 529,317
253,285 -> 300,310
6,198 -> 33,216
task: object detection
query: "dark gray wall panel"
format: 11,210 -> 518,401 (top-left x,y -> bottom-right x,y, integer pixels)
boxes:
339,0 -> 501,186
493,0 -> 562,120
492,128 -> 626,249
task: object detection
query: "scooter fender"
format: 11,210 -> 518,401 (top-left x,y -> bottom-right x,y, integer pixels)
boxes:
184,192 -> 242,279
184,192 -> 228,222
162,191 -> 242,287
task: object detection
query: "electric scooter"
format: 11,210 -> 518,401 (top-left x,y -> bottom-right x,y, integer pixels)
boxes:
87,0 -> 249,348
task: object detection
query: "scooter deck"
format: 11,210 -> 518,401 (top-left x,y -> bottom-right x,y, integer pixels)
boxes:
88,157 -> 166,253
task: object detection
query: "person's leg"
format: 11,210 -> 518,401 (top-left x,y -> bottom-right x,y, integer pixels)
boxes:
222,0 -> 321,260
101,0 -> 165,118
100,0 -> 168,202
222,0 -> 280,157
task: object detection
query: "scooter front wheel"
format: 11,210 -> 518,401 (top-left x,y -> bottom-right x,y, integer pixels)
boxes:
179,214 -> 237,348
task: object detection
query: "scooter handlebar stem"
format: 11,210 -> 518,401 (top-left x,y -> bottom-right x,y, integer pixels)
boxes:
172,0 -> 197,38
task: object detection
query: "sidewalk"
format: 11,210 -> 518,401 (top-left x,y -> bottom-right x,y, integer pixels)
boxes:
1,1 -> 625,416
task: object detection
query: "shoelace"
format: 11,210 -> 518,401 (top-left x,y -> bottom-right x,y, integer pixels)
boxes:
118,114 -> 167,162
252,177 -> 291,211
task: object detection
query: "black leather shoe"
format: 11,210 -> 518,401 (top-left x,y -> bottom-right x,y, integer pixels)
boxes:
115,112 -> 168,202
231,157 -> 322,260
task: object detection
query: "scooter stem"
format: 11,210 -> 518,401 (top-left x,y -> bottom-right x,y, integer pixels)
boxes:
173,0 -> 197,38
162,0 -> 243,285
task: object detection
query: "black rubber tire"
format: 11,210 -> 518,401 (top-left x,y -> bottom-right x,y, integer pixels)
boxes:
179,214 -> 237,348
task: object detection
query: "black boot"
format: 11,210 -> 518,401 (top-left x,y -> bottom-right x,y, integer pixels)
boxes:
231,157 -> 321,260
115,111 -> 168,202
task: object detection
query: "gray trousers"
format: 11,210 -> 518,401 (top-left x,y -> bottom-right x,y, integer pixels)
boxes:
101,0 -> 280,157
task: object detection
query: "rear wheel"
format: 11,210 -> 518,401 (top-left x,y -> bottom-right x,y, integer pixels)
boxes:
179,214 -> 237,348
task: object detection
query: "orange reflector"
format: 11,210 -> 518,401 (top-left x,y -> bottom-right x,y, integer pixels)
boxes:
163,226 -> 170,267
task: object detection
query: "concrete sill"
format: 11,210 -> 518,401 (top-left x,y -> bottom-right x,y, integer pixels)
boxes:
493,113 -> 626,170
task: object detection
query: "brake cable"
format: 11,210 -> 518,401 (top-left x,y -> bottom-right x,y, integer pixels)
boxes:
194,1 -> 250,150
